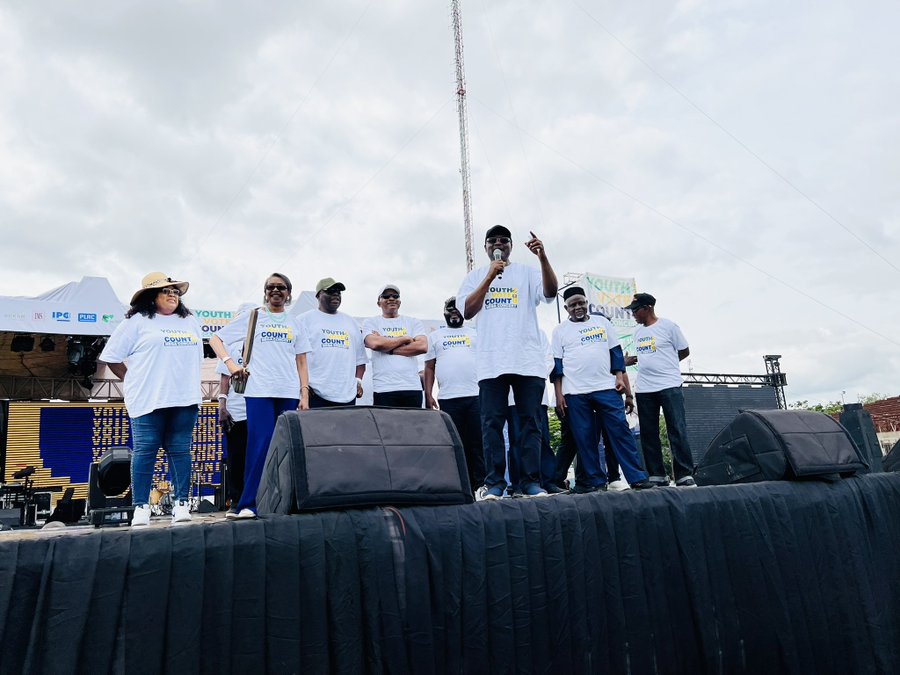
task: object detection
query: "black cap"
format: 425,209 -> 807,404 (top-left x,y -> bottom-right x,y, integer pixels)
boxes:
485,224 -> 512,240
444,296 -> 458,310
562,286 -> 586,301
624,293 -> 656,310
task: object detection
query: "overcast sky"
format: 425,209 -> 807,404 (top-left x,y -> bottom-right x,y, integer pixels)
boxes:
1,0 -> 897,405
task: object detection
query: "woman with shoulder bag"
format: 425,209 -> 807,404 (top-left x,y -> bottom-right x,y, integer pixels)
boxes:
210,272 -> 311,519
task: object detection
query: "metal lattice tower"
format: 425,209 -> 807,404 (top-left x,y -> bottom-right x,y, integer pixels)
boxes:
451,0 -> 475,271
763,354 -> 788,409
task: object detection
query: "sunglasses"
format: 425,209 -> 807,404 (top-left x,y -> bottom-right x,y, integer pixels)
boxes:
159,288 -> 182,297
265,284 -> 289,292
486,236 -> 511,245
380,293 -> 400,300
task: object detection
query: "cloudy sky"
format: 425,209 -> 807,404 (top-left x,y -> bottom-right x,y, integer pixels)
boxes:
1,0 -> 897,405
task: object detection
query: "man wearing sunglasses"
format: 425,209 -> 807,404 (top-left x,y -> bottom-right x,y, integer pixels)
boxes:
298,277 -> 368,408
624,293 -> 694,487
456,225 -> 558,499
363,284 -> 428,408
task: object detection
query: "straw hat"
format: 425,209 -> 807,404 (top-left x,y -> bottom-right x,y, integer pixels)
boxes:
130,272 -> 190,305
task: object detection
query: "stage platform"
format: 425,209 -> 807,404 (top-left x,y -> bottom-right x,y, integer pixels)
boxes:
1,474 -> 899,674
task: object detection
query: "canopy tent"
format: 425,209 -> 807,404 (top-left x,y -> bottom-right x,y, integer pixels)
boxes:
0,276 -> 126,337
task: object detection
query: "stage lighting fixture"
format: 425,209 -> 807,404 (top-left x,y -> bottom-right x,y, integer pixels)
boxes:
10,335 -> 34,352
40,336 -> 56,352
97,447 -> 132,496
67,337 -> 103,390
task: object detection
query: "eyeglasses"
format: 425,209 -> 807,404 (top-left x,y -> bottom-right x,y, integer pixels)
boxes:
486,236 -> 511,245
380,293 -> 400,300
631,305 -> 646,313
159,288 -> 182,297
265,284 -> 289,292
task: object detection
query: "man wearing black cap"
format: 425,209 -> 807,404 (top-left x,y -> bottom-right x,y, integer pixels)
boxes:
456,225 -> 558,499
551,287 -> 653,491
424,297 -> 485,490
624,293 -> 694,486
363,283 -> 428,408
298,277 -> 367,408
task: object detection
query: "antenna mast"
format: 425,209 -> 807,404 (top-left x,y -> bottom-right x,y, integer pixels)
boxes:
451,0 -> 475,271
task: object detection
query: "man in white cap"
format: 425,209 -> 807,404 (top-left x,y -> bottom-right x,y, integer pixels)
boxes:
363,283 -> 428,407
456,225 -> 558,499
298,277 -> 367,407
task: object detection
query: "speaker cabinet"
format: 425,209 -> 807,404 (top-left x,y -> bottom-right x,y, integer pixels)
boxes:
257,407 -> 474,514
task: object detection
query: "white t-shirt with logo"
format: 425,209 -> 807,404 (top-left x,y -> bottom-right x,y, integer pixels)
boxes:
298,309 -> 367,403
551,315 -> 620,396
633,317 -> 688,393
216,308 -> 311,399
216,341 -> 247,422
362,315 -> 426,393
100,313 -> 203,419
425,326 -> 479,400
456,261 -> 554,381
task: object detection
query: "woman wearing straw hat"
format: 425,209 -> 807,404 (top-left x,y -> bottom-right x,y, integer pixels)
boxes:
210,272 -> 312,520
99,272 -> 204,526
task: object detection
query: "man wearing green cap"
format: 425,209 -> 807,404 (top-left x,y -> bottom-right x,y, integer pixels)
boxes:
298,277 -> 367,407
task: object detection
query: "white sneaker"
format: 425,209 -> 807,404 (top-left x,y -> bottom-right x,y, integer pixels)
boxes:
608,480 -> 629,492
233,508 -> 257,520
474,485 -> 489,501
172,500 -> 192,523
131,504 -> 151,527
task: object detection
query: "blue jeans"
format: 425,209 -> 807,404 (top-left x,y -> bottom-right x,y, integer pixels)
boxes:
636,386 -> 693,480
239,397 -> 298,512
479,375 -> 545,491
566,390 -> 648,487
130,404 -> 198,505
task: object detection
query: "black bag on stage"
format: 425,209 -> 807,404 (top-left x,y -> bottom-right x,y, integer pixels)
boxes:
694,409 -> 868,486
256,407 -> 474,513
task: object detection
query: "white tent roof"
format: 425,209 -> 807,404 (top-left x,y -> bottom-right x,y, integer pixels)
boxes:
0,276 -> 126,336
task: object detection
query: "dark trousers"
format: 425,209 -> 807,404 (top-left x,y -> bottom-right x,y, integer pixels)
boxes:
309,390 -> 355,408
439,395 -> 485,490
222,419 -> 248,504
508,405 -> 558,490
479,375 -> 544,490
238,397 -> 298,512
566,389 -> 648,487
374,390 -> 423,408
636,386 -> 694,480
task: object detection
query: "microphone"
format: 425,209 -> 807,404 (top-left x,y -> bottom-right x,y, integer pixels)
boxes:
493,248 -> 503,279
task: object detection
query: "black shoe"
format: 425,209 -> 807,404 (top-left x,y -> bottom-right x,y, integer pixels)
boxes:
630,479 -> 655,490
544,484 -> 569,495
573,483 -> 607,494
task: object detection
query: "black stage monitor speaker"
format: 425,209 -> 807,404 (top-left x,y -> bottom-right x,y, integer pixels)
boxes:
694,409 -> 868,486
257,407 -> 474,514
839,404 -> 883,473
884,440 -> 900,473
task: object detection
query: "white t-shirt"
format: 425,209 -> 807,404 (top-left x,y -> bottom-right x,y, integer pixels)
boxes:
456,261 -> 554,381
216,341 -> 247,421
362,315 -> 426,393
216,308 -> 311,399
298,309 -> 367,403
633,317 -> 688,393
551,315 -> 621,395
100,313 -> 203,419
425,326 -> 479,400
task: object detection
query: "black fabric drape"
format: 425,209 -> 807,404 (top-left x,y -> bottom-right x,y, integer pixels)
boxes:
1,474 -> 899,674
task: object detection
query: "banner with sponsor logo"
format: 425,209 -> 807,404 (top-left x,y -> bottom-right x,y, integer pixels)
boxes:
0,276 -> 123,336
571,272 -> 638,358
